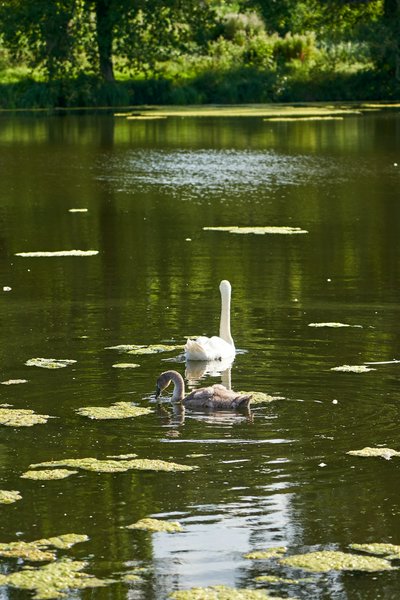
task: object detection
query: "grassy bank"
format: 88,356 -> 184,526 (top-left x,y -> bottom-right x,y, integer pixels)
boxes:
0,67 -> 397,110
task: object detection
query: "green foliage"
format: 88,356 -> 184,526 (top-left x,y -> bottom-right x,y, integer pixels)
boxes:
0,0 -> 399,106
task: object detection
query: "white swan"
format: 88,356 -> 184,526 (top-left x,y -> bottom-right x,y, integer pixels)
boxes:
184,280 -> 235,361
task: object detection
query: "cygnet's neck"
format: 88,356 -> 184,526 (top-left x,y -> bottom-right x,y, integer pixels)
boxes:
167,370 -> 185,401
219,280 -> 234,347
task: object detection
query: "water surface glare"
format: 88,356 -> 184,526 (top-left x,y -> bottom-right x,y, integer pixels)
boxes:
0,110 -> 400,600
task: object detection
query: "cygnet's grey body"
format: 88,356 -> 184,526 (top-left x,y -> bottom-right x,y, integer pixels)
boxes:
155,370 -> 251,410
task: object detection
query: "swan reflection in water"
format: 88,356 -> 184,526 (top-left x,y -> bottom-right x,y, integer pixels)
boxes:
185,356 -> 233,389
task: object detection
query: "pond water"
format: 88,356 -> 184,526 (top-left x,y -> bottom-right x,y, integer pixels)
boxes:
0,108 -> 400,600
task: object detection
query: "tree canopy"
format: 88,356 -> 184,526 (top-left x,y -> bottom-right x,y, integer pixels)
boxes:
0,0 -> 399,105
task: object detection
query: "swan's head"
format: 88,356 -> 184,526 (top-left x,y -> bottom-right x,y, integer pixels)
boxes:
219,280 -> 231,293
155,371 -> 172,399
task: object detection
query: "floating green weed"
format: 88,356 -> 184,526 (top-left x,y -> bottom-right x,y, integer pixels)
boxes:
0,490 -> 22,504
266,116 -> 344,121
0,534 -> 88,562
244,547 -> 287,560
331,365 -> 374,373
254,575 -> 311,583
308,322 -> 362,328
123,573 -> 142,581
36,534 -> 89,550
239,392 -> 284,404
169,585 -> 284,599
186,453 -> 209,458
347,447 -> 400,459
112,363 -> 140,369
0,558 -> 113,599
279,550 -> 394,572
106,343 -> 183,354
107,453 -> 138,459
0,407 -> 52,427
133,106 -> 359,118
203,226 -> 308,235
127,344 -> 184,355
30,457 -> 195,473
76,402 -> 152,420
126,518 -> 183,533
1,379 -> 28,385
21,469 -> 78,480
349,543 -> 400,559
25,358 -> 76,369
16,250 -> 98,257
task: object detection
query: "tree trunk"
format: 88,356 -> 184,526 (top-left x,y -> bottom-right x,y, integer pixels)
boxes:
94,0 -> 115,82
383,0 -> 400,81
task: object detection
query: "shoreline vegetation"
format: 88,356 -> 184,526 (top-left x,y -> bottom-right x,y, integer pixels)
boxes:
1,2 -> 400,110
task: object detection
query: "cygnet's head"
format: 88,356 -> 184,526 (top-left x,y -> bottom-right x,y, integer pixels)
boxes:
155,371 -> 172,399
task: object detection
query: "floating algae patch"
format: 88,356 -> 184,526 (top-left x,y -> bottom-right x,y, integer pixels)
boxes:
254,575 -> 311,583
169,585 -> 285,599
35,534 -> 89,550
112,363 -> 140,369
128,344 -> 184,355
76,402 -> 152,420
15,250 -> 98,257
0,558 -> 113,599
30,457 -> 195,473
279,550 -> 394,572
331,365 -> 374,373
186,453 -> 209,458
266,116 -> 344,121
127,105 -> 361,118
126,518 -> 182,533
0,490 -> 21,504
107,453 -> 138,459
0,543 -> 55,562
123,573 -> 142,582
0,534 -> 88,562
106,343 -> 183,354
126,115 -> 167,120
105,344 -> 141,351
1,379 -> 28,385
0,407 -> 52,427
350,543 -> 400,559
25,358 -> 77,369
203,226 -> 308,235
21,469 -> 78,480
239,391 -> 284,405
347,447 -> 400,459
308,322 -> 362,328
244,547 -> 287,560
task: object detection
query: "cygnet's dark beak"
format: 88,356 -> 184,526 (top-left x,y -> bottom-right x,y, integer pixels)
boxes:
155,385 -> 161,399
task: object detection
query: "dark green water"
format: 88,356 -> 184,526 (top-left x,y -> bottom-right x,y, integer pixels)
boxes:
0,110 -> 400,599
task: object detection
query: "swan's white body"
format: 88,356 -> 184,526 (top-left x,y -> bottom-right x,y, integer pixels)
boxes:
184,280 -> 235,361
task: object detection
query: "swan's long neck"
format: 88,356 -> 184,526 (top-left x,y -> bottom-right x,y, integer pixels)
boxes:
219,280 -> 234,347
168,371 -> 185,401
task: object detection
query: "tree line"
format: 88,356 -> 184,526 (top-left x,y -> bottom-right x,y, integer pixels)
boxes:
0,1 -> 399,106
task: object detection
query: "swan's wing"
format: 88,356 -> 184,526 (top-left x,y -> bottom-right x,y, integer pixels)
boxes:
184,385 -> 216,407
184,384 -> 252,410
210,385 -> 252,409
